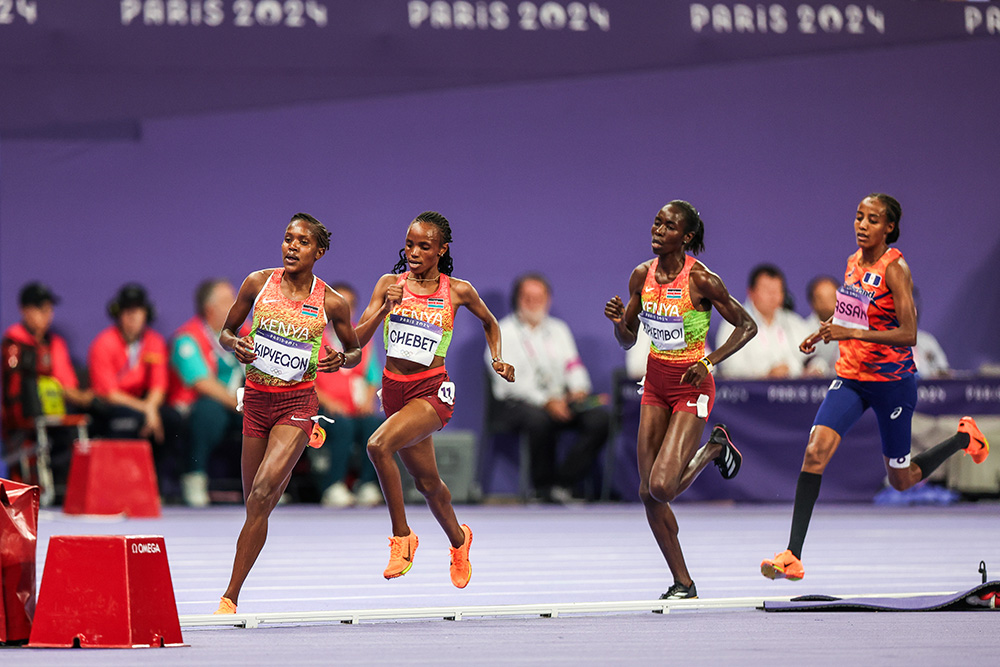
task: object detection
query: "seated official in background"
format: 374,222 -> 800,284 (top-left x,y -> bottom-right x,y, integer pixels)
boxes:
168,279 -> 245,507
486,273 -> 609,503
802,275 -> 841,377
1,282 -> 93,492
88,283 -> 184,500
308,282 -> 384,508
715,264 -> 809,379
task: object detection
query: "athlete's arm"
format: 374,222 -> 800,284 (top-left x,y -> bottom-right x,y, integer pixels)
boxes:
220,270 -> 269,364
320,286 -> 361,372
819,257 -> 917,347
688,265 -> 758,385
604,263 -> 647,350
354,274 -> 399,348
453,278 -> 515,383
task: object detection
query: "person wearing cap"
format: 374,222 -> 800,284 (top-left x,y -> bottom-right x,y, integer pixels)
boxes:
88,283 -> 183,496
2,282 -> 93,483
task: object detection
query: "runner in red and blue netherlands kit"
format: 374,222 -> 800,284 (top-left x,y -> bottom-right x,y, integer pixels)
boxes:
604,200 -> 757,601
760,194 -> 990,582
355,211 -> 514,590
213,213 -> 361,615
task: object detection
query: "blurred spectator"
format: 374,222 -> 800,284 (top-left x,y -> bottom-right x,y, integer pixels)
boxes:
308,282 -> 383,508
715,264 -> 809,378
912,287 -> 951,378
2,282 -> 93,490
168,279 -> 244,506
88,283 -> 184,499
802,275 -> 841,377
486,273 -> 609,503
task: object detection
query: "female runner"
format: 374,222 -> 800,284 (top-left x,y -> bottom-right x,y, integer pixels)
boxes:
760,194 -> 989,581
604,200 -> 757,600
214,213 -> 361,613
355,211 -> 514,589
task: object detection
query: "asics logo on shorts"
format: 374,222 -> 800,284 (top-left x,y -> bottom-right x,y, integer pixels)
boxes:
890,407 -> 902,420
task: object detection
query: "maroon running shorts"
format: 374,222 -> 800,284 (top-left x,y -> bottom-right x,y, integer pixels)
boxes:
380,366 -> 454,429
241,383 -> 319,439
640,355 -> 716,419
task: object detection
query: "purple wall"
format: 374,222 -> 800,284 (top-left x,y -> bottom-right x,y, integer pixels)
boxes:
2,39 -> 999,433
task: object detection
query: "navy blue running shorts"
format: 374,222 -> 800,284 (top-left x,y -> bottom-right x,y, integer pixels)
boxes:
812,375 -> 917,465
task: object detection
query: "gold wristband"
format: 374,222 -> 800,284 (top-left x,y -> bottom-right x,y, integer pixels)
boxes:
699,357 -> 714,374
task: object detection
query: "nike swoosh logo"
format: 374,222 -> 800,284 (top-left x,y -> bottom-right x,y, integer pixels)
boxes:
263,298 -> 280,303
403,542 -> 412,561
686,401 -> 698,407
290,417 -> 309,421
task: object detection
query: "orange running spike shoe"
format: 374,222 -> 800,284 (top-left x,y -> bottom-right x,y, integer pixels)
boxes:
760,549 -> 805,581
383,532 -> 419,579
958,416 -> 990,464
213,596 -> 237,615
308,422 -> 326,449
449,524 -> 473,589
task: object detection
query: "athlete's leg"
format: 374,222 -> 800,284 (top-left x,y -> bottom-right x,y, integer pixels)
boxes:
647,411 -> 707,503
638,405 -> 702,587
673,421 -> 724,497
397,432 -> 465,547
223,425 -> 308,604
366,399 -> 443,539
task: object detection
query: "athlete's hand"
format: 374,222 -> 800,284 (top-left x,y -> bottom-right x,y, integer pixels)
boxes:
233,335 -> 256,363
492,360 -> 515,383
819,321 -> 852,343
799,331 -> 822,355
604,295 -> 625,323
317,344 -> 346,373
383,284 -> 403,311
680,362 -> 709,387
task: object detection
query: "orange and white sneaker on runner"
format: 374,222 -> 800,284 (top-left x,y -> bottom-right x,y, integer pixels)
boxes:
213,596 -> 237,615
308,423 -> 326,449
760,549 -> 805,581
958,416 -> 990,464
383,532 -> 419,579
449,524 -> 473,589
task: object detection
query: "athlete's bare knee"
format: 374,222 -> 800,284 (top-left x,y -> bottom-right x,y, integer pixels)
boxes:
649,478 -> 679,504
887,471 -> 916,492
802,444 -> 830,472
246,483 -> 279,516
366,435 -> 394,464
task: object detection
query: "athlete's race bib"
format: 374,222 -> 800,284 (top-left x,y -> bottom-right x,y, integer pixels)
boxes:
639,310 -> 686,351
250,328 -> 312,382
833,284 -> 871,330
386,314 -> 443,366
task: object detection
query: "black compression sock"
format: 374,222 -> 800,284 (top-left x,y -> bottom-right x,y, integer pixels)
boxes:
912,432 -> 970,480
787,472 -> 823,560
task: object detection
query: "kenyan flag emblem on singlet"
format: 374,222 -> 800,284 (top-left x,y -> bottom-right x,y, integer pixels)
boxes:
301,303 -> 320,317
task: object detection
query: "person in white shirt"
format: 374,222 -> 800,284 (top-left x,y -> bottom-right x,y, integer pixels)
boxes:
802,275 -> 841,377
714,264 -> 809,379
486,273 -> 609,503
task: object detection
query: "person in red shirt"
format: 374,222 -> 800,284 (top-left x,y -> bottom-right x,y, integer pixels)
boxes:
88,283 -> 184,497
308,282 -> 384,508
2,282 -> 93,485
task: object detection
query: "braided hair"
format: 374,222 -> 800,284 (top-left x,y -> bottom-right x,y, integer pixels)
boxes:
392,211 -> 454,275
866,193 -> 901,244
290,212 -> 331,252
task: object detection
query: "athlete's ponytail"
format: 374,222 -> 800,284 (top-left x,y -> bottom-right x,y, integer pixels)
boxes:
668,200 -> 705,255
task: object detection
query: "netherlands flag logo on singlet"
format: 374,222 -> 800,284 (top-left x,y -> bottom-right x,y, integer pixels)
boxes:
665,288 -> 683,299
428,298 -> 445,310
862,272 -> 882,288
301,304 -> 320,317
